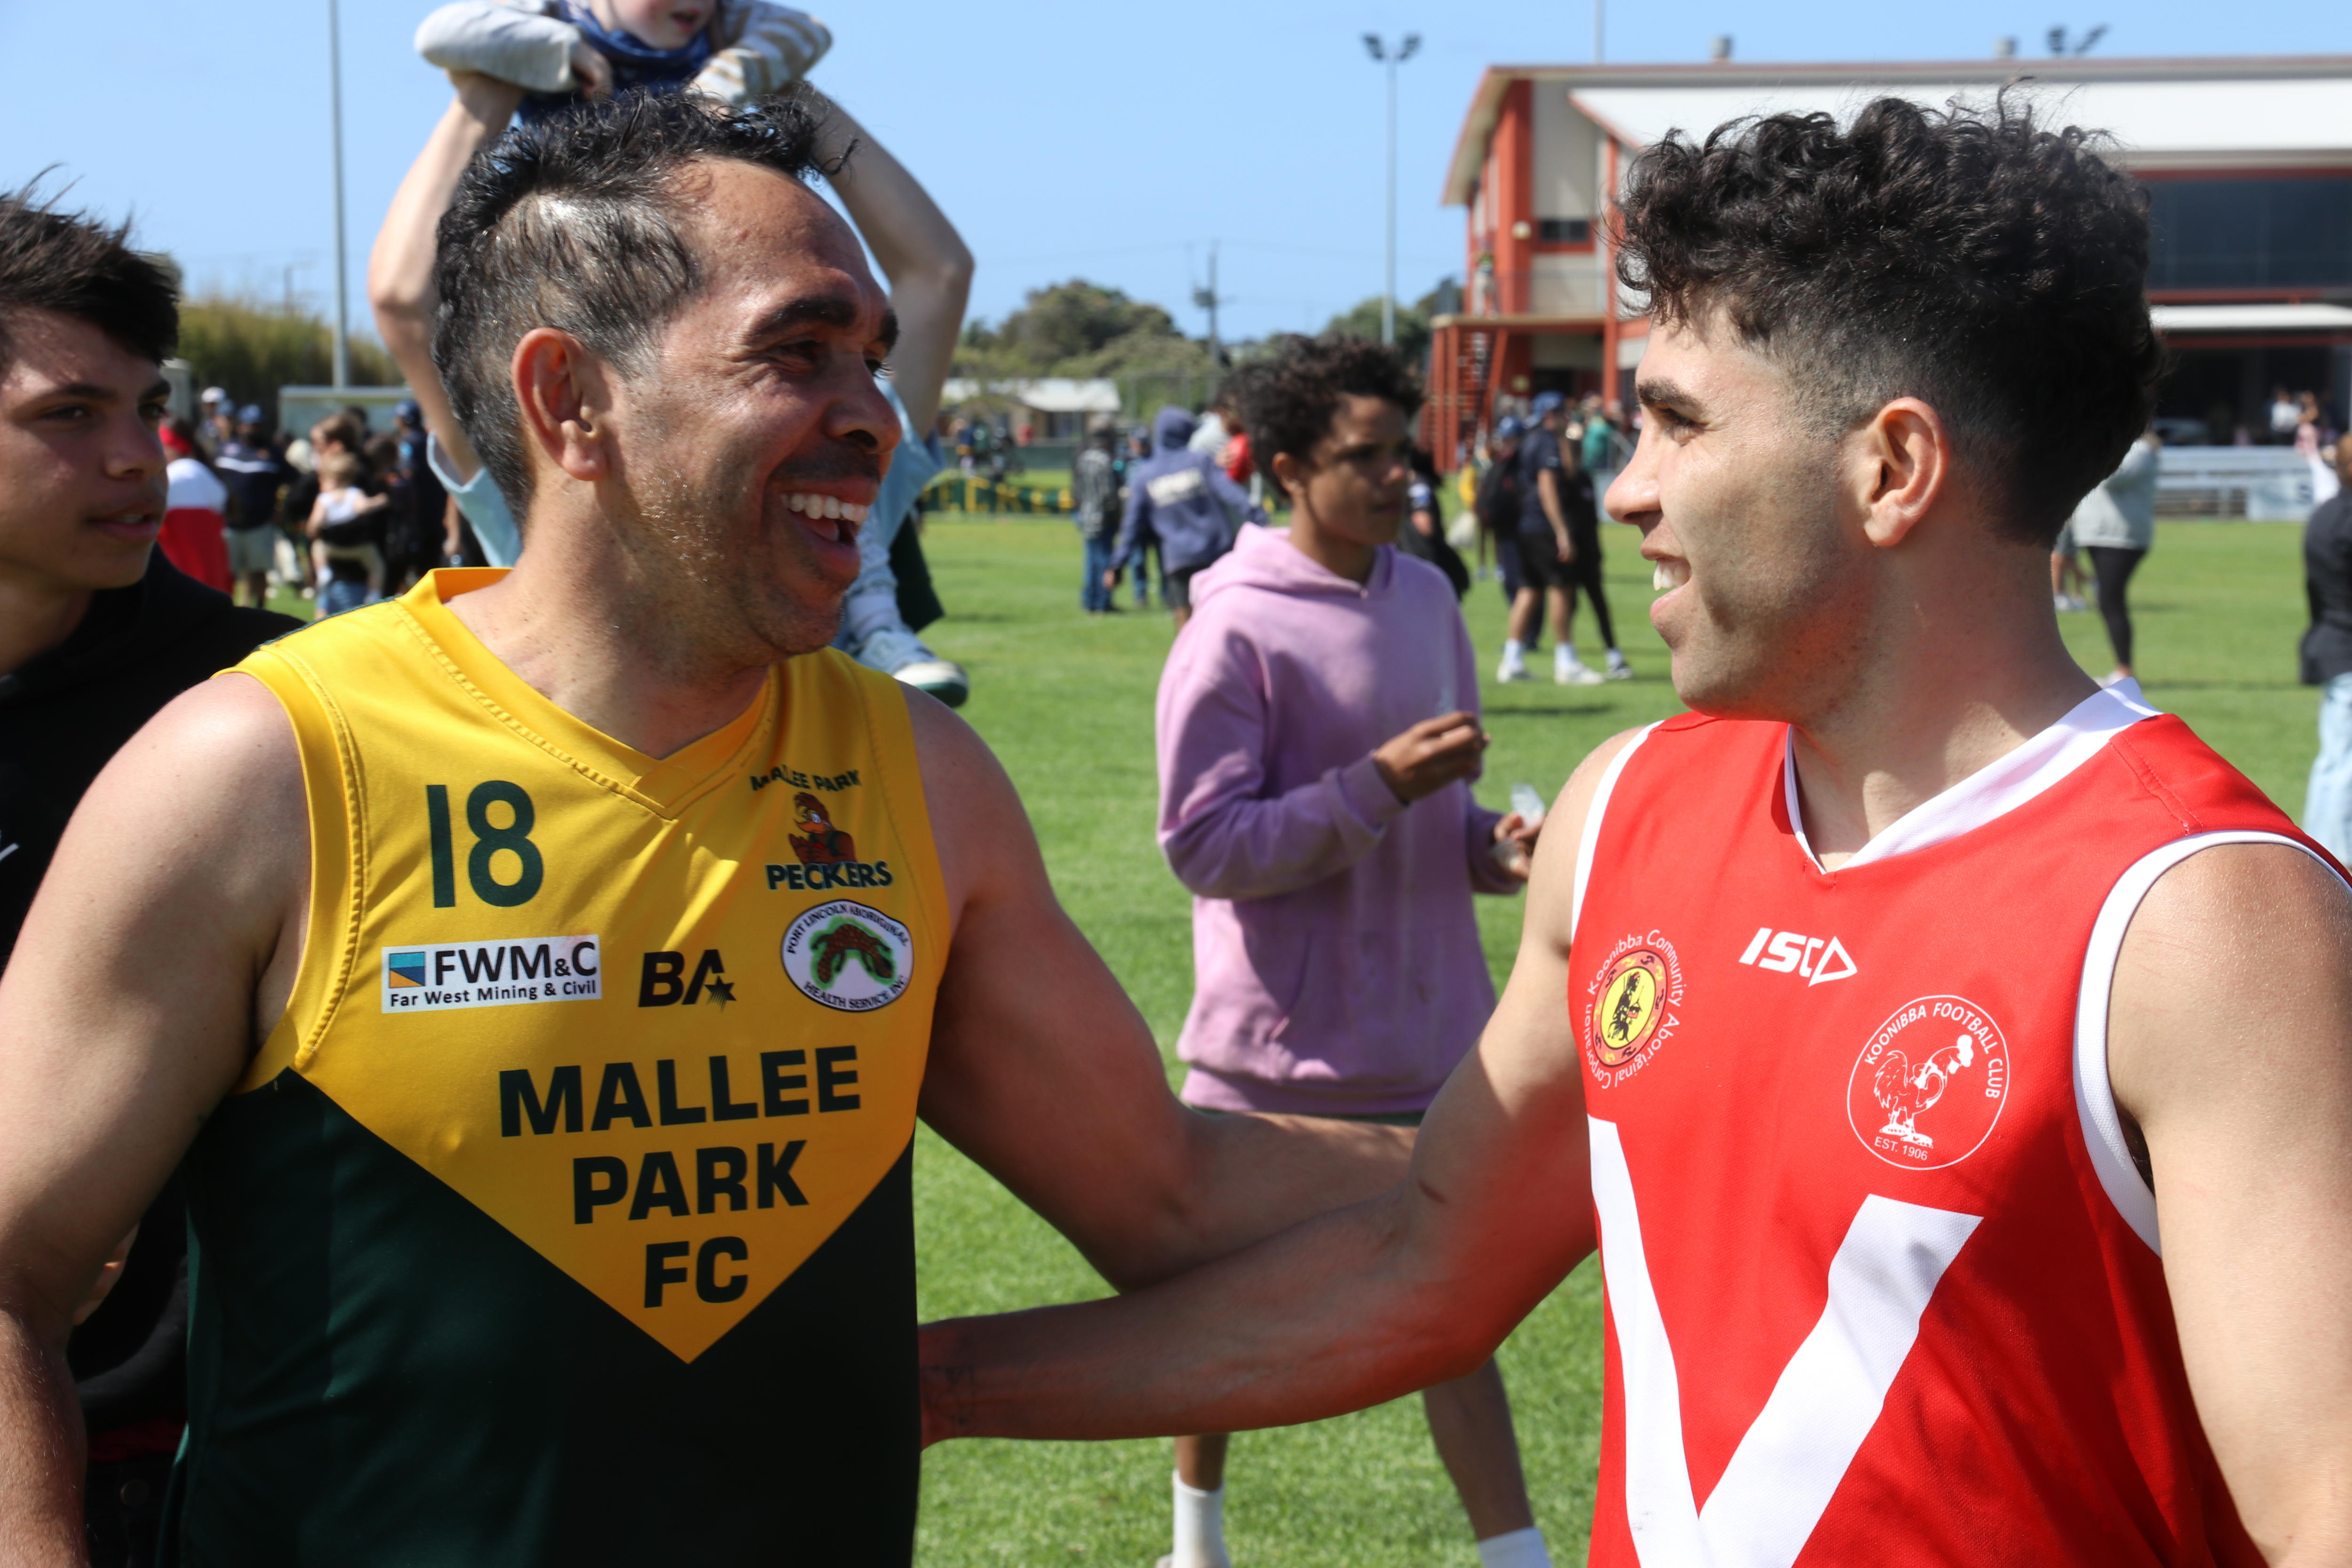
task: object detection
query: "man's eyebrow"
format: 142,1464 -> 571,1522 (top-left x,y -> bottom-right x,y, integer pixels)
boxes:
747,294 -> 899,354
1637,376 -> 1701,413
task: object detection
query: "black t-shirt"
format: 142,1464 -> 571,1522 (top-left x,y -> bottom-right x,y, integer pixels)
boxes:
0,553 -> 299,1439
1516,428 -> 1564,534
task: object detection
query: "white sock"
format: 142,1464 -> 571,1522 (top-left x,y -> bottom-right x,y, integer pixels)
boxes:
1502,639 -> 1525,660
1476,1525 -> 1553,1568
1171,1472 -> 1229,1568
1606,646 -> 1628,666
1555,644 -> 1581,668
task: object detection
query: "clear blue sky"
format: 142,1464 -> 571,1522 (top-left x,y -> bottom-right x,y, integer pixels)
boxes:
3,2 -> 2343,350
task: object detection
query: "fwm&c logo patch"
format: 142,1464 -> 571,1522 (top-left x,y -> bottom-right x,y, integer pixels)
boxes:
381,935 -> 602,1012
779,901 -> 912,1013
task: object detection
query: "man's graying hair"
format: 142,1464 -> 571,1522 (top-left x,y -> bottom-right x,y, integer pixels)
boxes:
1616,95 -> 2162,545
432,89 -> 836,517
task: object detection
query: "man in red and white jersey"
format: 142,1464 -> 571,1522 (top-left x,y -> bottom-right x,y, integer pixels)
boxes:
919,98 -> 2352,1566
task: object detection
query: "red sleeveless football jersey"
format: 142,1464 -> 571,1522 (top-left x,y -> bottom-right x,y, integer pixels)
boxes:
1567,685 -> 2332,1567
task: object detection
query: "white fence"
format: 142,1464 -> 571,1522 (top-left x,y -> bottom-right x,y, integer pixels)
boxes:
2156,446 -> 2329,521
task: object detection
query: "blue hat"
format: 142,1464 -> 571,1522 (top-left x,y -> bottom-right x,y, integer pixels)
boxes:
1494,414 -> 1525,441
393,398 -> 422,423
236,403 -> 266,426
1531,390 -> 1566,416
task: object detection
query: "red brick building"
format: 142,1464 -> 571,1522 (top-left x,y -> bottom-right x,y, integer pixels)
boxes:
1426,56 -> 2352,470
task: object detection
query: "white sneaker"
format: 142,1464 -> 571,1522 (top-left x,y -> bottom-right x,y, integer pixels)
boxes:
893,658 -> 969,708
1556,660 -> 1605,686
1496,655 -> 1531,683
1604,654 -> 1634,681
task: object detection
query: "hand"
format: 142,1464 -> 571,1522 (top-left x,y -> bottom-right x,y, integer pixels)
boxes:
1553,531 -> 1575,565
569,39 -> 615,99
1489,811 -> 1541,882
1373,712 -> 1487,804
73,1226 -> 138,1326
1103,568 -> 1121,590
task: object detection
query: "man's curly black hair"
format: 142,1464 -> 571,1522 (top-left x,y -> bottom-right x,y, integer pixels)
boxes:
1227,333 -> 1422,496
1615,95 -> 2162,545
432,88 -> 837,517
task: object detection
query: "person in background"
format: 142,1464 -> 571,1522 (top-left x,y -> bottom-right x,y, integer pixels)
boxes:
1109,406 -> 1266,631
385,398 -> 446,594
2050,517 -> 2088,612
2070,423 -> 2161,685
2270,384 -> 2300,445
1189,392 -> 1233,468
196,385 -> 233,458
1474,414 -> 1526,617
1394,445 -> 1469,598
1498,391 -> 1629,684
304,449 -> 389,616
0,186 -> 300,1568
1147,332 -> 1549,1568
1073,415 -> 1122,613
1126,422 -> 1160,607
2301,436 -> 2352,860
213,406 -> 286,609
155,418 -> 231,594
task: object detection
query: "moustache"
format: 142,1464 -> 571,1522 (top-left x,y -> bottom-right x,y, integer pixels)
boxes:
769,442 -> 884,491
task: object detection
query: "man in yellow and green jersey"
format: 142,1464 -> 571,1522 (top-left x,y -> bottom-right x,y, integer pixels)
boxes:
0,92 -> 1412,1566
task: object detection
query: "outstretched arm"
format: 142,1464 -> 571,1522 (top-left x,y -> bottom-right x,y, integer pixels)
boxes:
2109,844 -> 2352,1565
802,89 -> 971,437
367,73 -> 525,488
917,728 -> 1641,1445
0,678 -> 308,1557
907,694 -> 1413,1293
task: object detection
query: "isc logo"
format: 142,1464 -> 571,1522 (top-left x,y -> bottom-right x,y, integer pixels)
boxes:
1738,927 -> 1858,987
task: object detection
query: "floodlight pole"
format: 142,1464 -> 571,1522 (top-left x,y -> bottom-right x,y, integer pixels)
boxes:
1594,0 -> 1605,64
1363,32 -> 1421,347
328,0 -> 351,390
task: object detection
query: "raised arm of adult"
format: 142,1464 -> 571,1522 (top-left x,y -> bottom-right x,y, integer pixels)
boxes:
800,88 -> 972,437
915,728 -> 1638,1446
2108,843 -> 2352,1564
0,677 -> 307,1558
366,73 -> 526,488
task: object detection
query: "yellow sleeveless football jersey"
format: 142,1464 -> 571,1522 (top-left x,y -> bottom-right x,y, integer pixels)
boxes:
169,569 -> 946,1564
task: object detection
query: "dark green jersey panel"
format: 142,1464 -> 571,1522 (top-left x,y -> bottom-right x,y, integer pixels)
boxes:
165,1071 -> 917,1567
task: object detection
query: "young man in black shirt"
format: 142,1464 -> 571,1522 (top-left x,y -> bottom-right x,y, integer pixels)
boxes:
0,186 -> 299,1568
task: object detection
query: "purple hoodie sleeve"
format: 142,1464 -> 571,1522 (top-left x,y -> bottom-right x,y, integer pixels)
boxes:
1156,621 -> 1407,901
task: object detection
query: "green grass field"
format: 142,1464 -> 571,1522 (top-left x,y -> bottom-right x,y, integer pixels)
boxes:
901,515 -> 2319,1566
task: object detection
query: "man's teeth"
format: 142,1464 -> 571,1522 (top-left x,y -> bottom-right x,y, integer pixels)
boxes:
1653,560 -> 1690,591
782,493 -> 869,524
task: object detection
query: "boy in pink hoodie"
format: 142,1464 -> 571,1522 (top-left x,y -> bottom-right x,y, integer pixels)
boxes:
1150,336 -> 1551,1568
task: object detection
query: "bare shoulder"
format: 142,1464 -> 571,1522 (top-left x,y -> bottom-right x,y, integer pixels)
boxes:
2111,838 -> 2352,1108
1544,724 -> 1653,860
103,672 -> 307,833
1516,725 -> 1655,959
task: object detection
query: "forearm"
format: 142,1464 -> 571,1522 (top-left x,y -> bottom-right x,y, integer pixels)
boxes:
1161,758 -> 1402,900
0,1309 -> 86,1564
368,79 -> 523,480
803,90 -> 970,432
921,1191 -> 1478,1444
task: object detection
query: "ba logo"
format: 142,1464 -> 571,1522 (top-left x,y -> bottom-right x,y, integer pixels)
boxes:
638,949 -> 735,1009
1582,932 -> 1685,1086
780,901 -> 913,1013
1846,995 -> 2010,1170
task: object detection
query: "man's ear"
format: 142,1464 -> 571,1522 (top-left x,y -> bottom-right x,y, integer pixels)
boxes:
511,327 -> 614,485
1851,397 -> 1951,549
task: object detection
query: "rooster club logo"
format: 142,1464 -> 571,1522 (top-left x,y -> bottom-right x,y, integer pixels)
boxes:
780,900 -> 913,1013
1847,995 -> 2010,1170
1583,933 -> 1685,1085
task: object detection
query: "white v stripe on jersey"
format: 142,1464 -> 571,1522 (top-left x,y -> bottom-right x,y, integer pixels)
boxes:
1589,1118 -> 1980,1567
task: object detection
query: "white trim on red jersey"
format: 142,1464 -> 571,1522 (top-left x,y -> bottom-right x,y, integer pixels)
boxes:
1573,724 -> 1659,943
1780,680 -> 2161,873
2073,828 -> 2330,1255
1591,1115 -> 1980,1568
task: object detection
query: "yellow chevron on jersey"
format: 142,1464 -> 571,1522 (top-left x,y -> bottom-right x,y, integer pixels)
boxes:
232,570 -> 947,1361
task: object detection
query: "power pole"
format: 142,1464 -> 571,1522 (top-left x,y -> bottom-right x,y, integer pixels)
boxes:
327,0 -> 351,389
1363,33 -> 1422,347
1192,242 -> 1221,363
1594,0 -> 1605,64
